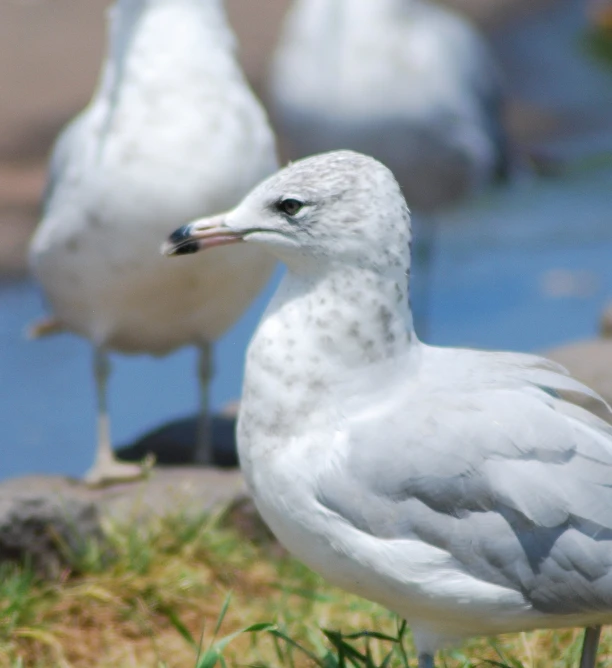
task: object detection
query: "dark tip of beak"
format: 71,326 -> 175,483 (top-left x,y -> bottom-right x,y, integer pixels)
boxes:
162,224 -> 199,256
172,240 -> 200,256
168,224 -> 193,245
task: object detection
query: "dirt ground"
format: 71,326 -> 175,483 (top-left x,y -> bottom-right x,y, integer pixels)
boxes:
0,0 -> 555,277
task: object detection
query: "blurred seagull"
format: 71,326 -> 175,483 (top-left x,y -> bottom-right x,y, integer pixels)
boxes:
29,0 -> 278,485
165,151 -> 612,668
269,0 -> 508,212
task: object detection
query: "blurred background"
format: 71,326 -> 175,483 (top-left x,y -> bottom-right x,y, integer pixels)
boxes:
1,0 -> 611,480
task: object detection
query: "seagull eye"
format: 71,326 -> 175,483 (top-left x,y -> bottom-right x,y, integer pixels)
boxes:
277,198 -> 304,217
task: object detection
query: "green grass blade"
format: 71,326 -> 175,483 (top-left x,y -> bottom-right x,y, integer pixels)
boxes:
269,628 -> 325,665
196,647 -> 222,668
159,607 -> 197,649
379,649 -> 396,668
212,593 -> 233,640
396,619 -> 412,668
243,622 -> 275,633
341,630 -> 400,643
195,622 -> 276,668
322,629 -> 369,667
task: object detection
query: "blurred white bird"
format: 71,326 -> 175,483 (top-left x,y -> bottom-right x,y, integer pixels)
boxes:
29,0 -> 278,485
269,0 -> 508,212
165,151 -> 612,668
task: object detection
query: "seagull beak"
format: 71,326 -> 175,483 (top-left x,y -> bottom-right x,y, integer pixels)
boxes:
162,215 -> 244,257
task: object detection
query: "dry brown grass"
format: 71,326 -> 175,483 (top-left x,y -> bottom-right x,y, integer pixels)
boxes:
0,507 -> 611,668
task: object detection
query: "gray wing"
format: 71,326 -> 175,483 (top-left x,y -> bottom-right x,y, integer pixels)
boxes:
317,347 -> 612,614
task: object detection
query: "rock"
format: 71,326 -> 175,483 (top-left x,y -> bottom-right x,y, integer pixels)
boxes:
0,467 -> 264,581
92,467 -> 247,523
0,466 -> 247,522
544,339 -> 612,422
0,467 -> 253,575
0,478 -> 102,577
116,413 -> 238,467
600,302 -> 612,338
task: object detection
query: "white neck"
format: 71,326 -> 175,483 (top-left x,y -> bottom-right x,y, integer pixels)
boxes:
240,262 -> 414,443
96,0 -> 240,103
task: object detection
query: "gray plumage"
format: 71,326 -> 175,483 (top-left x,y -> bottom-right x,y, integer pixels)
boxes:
164,150 -> 612,666
318,346 -> 612,616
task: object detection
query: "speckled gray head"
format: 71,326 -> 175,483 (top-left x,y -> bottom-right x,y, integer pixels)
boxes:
164,150 -> 412,275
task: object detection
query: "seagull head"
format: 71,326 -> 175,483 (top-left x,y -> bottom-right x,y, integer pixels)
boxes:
163,150 -> 411,274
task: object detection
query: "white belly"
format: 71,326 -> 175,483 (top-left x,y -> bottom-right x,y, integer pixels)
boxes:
31,209 -> 274,353
30,159 -> 275,353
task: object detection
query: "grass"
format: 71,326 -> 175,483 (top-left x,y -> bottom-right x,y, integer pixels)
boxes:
0,504 -> 611,668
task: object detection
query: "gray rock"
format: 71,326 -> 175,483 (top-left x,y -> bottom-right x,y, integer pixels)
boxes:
91,467 -> 247,522
0,467 -> 251,576
0,478 -> 102,577
544,338 -> 612,421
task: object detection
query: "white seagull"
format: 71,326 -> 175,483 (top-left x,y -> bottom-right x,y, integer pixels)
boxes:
165,151 -> 612,668
269,0 -> 508,212
29,0 -> 278,485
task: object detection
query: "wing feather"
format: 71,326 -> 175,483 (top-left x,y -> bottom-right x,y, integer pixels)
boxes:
317,344 -> 612,614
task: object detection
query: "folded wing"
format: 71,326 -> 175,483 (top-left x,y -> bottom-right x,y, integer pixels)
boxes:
317,345 -> 612,614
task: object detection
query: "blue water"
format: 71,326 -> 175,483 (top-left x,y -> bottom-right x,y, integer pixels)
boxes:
2,0 -> 611,480
2,163 -> 611,480
0,269 -> 282,479
430,167 -> 612,350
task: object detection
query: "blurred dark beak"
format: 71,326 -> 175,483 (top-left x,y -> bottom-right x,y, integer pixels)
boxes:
162,215 -> 244,256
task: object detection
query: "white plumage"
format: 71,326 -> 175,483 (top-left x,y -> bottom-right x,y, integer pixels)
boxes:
269,0 -> 507,211
29,0 -> 278,484
165,151 -> 612,668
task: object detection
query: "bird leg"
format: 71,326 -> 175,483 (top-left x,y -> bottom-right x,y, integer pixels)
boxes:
418,653 -> 435,668
84,348 -> 149,486
579,626 -> 602,668
194,342 -> 213,465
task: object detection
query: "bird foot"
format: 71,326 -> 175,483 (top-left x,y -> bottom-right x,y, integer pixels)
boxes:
84,453 -> 155,488
27,316 -> 65,339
